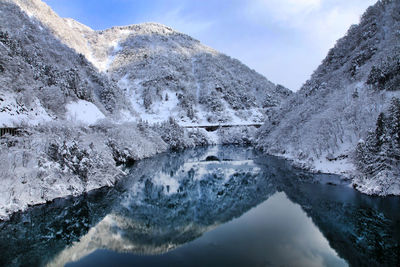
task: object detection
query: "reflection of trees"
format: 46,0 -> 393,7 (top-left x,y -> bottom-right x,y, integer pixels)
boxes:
1,147 -> 399,267
98,146 -> 275,255
256,155 -> 400,267
0,187 -> 119,267
0,146 -> 274,266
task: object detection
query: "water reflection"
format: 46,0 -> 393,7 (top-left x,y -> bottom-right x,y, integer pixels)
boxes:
0,146 -> 399,267
64,192 -> 347,267
49,146 -> 275,266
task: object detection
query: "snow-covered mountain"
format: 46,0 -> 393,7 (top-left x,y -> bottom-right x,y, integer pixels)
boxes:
0,0 -> 291,220
257,0 -> 400,195
96,23 -> 290,125
9,0 -> 290,126
0,0 -> 130,126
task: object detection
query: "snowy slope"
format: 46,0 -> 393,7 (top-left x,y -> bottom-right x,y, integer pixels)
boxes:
65,100 -> 105,125
0,0 -> 291,220
0,92 -> 52,127
5,0 -> 94,60
0,0 -> 131,126
95,23 -> 291,125
8,0 -> 291,126
257,0 -> 400,195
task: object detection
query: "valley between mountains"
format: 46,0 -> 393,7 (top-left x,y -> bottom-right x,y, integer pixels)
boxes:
0,0 -> 399,221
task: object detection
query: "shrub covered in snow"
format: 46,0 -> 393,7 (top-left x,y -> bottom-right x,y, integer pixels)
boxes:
151,117 -> 194,151
98,119 -> 167,164
367,51 -> 400,91
219,126 -> 257,145
0,119 -> 170,220
187,128 -> 209,147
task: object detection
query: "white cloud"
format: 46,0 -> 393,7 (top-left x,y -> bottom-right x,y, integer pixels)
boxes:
144,7 -> 214,38
240,0 -> 377,90
246,0 -> 376,34
250,0 -> 322,21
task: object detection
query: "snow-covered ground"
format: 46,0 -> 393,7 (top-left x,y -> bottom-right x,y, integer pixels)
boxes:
0,92 -> 52,127
65,100 -> 105,125
271,151 -> 354,178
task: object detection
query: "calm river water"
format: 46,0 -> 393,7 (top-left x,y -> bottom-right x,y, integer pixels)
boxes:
0,146 -> 399,266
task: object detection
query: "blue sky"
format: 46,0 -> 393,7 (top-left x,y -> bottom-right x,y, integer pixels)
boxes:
43,0 -> 376,91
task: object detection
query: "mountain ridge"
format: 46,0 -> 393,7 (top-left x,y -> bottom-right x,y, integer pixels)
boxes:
8,0 -> 290,125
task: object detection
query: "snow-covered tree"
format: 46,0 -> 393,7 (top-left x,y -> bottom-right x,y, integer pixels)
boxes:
355,97 -> 400,194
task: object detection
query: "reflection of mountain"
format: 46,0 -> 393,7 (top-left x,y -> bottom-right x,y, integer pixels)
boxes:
286,188 -> 400,267
1,147 -> 399,267
0,146 -> 276,266
256,155 -> 400,267
0,187 -> 120,267
48,146 -> 276,266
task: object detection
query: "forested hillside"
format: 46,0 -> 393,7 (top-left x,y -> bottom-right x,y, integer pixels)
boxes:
257,0 -> 400,195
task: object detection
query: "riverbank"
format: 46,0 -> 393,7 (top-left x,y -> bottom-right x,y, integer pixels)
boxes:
2,145 -> 399,267
0,121 -> 166,221
0,119 -> 259,221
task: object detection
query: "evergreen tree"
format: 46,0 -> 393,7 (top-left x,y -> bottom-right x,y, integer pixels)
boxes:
388,97 -> 400,145
388,97 -> 400,160
356,98 -> 400,178
375,112 -> 386,148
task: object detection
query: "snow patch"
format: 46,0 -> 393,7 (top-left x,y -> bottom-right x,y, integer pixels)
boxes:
103,41 -> 122,70
65,100 -> 105,125
313,157 -> 355,175
124,79 -> 180,123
